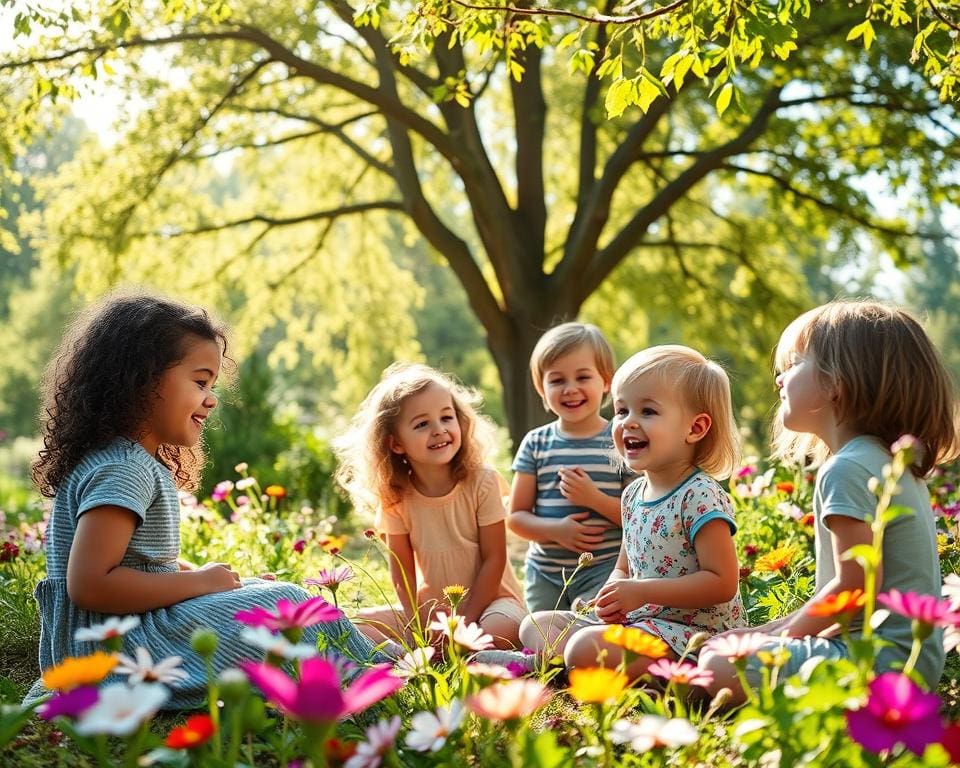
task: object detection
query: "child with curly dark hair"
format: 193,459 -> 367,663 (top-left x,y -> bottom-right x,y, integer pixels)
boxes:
25,292 -> 382,709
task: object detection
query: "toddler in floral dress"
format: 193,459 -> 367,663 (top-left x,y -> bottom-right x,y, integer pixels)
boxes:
519,345 -> 747,676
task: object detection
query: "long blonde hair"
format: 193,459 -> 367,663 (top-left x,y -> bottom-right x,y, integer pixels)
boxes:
334,362 -> 493,514
613,345 -> 740,480
771,300 -> 959,476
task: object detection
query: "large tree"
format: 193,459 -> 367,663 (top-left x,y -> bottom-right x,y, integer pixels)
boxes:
2,1 -> 957,446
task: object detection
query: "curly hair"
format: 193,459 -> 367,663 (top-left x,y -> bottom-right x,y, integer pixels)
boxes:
32,291 -> 229,496
334,362 -> 494,516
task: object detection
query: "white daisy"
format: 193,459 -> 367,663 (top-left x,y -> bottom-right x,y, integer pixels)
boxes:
115,647 -> 188,685
393,647 -> 435,678
404,701 -> 465,752
609,715 -> 698,752
74,616 -> 141,644
240,626 -> 318,660
452,620 -> 494,651
74,682 -> 169,736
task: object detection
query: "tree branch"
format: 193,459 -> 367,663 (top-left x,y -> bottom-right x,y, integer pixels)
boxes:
448,0 -> 689,25
578,85 -> 785,302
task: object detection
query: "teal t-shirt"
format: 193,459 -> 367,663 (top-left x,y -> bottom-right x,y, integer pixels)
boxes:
814,435 -> 944,688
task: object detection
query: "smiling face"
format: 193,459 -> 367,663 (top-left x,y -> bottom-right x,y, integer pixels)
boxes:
138,335 -> 221,456
612,373 -> 709,478
539,345 -> 610,433
389,382 -> 463,471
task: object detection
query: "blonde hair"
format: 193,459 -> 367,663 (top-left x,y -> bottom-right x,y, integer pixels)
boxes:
334,362 -> 493,514
772,300 -> 959,476
612,345 -> 740,479
530,322 -> 615,399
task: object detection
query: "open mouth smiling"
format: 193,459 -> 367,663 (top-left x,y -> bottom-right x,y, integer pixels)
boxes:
429,440 -> 453,450
623,436 -> 648,451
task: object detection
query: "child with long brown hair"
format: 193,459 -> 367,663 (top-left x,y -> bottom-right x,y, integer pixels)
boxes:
336,362 -> 525,648
702,299 -> 959,701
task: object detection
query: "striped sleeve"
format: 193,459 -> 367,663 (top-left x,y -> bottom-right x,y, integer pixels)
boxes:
75,460 -> 157,523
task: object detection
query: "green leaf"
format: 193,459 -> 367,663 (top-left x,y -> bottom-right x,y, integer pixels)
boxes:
604,78 -> 633,118
846,20 -> 875,51
842,544 -> 880,568
716,83 -> 734,116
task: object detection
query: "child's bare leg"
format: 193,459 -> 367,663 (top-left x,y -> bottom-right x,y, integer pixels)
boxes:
563,625 -> 674,679
480,613 -> 521,649
520,610 -> 591,656
355,605 -> 408,645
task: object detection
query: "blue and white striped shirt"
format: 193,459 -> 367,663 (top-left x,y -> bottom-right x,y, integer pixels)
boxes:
512,422 -> 624,575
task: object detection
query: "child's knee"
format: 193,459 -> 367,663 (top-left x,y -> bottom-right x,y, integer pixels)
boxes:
563,629 -> 605,669
481,615 -> 521,649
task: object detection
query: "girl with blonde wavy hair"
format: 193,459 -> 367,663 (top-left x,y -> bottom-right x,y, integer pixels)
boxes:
336,362 -> 525,649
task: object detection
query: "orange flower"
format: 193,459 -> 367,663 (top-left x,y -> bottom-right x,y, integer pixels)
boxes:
568,667 -> 629,703
42,652 -> 117,691
165,714 -> 217,749
800,513 -> 815,527
602,625 -> 669,659
264,485 -> 287,499
806,589 -> 866,618
755,545 -> 796,573
776,481 -> 796,494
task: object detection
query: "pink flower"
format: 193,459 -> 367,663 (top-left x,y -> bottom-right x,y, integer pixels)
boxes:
736,465 -> 756,479
646,659 -> 714,688
702,632 -> 768,661
466,679 -> 551,721
240,659 -> 403,724
211,481 -> 234,502
234,596 -> 342,632
292,539 -> 306,554
344,716 -> 401,768
846,672 -> 943,755
876,590 -> 960,636
305,566 -> 356,591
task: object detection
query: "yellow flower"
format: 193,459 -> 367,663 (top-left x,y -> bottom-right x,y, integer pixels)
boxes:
318,534 -> 347,554
264,485 -> 287,499
568,667 -> 629,703
602,625 -> 669,659
756,647 -> 791,668
442,584 -> 467,609
42,652 -> 117,691
755,545 -> 796,573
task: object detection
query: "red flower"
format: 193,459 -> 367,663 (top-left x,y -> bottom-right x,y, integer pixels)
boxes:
165,714 -> 216,749
293,539 -> 306,554
800,513 -> 815,527
942,723 -> 960,764
0,541 -> 19,562
776,481 -> 795,494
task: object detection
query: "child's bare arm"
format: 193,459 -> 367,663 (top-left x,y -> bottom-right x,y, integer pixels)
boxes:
507,472 -> 605,551
386,533 -> 418,624
594,520 -> 740,616
460,520 -> 508,624
557,467 -> 622,525
67,506 -> 240,613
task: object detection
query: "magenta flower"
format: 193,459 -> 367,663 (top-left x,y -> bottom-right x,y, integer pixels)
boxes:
211,480 -> 234,502
38,686 -> 99,720
876,590 -> 960,638
234,596 -> 343,632
736,465 -> 757,479
240,658 -> 403,723
846,673 -> 944,755
292,539 -> 307,554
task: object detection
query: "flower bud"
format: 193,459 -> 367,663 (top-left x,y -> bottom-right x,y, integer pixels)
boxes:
709,687 -> 733,710
577,552 -> 594,568
217,668 -> 250,704
191,627 -> 218,657
686,632 -> 711,653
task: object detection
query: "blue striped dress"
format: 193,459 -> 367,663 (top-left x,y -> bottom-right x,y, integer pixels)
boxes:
24,438 -> 380,710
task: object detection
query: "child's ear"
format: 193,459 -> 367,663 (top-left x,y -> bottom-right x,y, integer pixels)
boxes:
602,377 -> 611,394
686,413 -> 712,444
387,435 -> 405,455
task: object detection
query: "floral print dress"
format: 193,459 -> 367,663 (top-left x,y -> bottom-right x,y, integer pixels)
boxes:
621,471 -> 746,655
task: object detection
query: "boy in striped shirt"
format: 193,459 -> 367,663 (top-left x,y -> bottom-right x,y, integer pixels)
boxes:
507,323 -> 625,612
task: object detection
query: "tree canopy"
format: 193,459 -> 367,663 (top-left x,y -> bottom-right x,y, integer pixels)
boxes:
2,1 -> 957,446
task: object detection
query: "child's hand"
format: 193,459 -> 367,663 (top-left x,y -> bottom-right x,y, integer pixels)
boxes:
594,578 -> 643,620
552,512 -> 606,553
196,562 -> 242,593
557,468 -> 601,509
